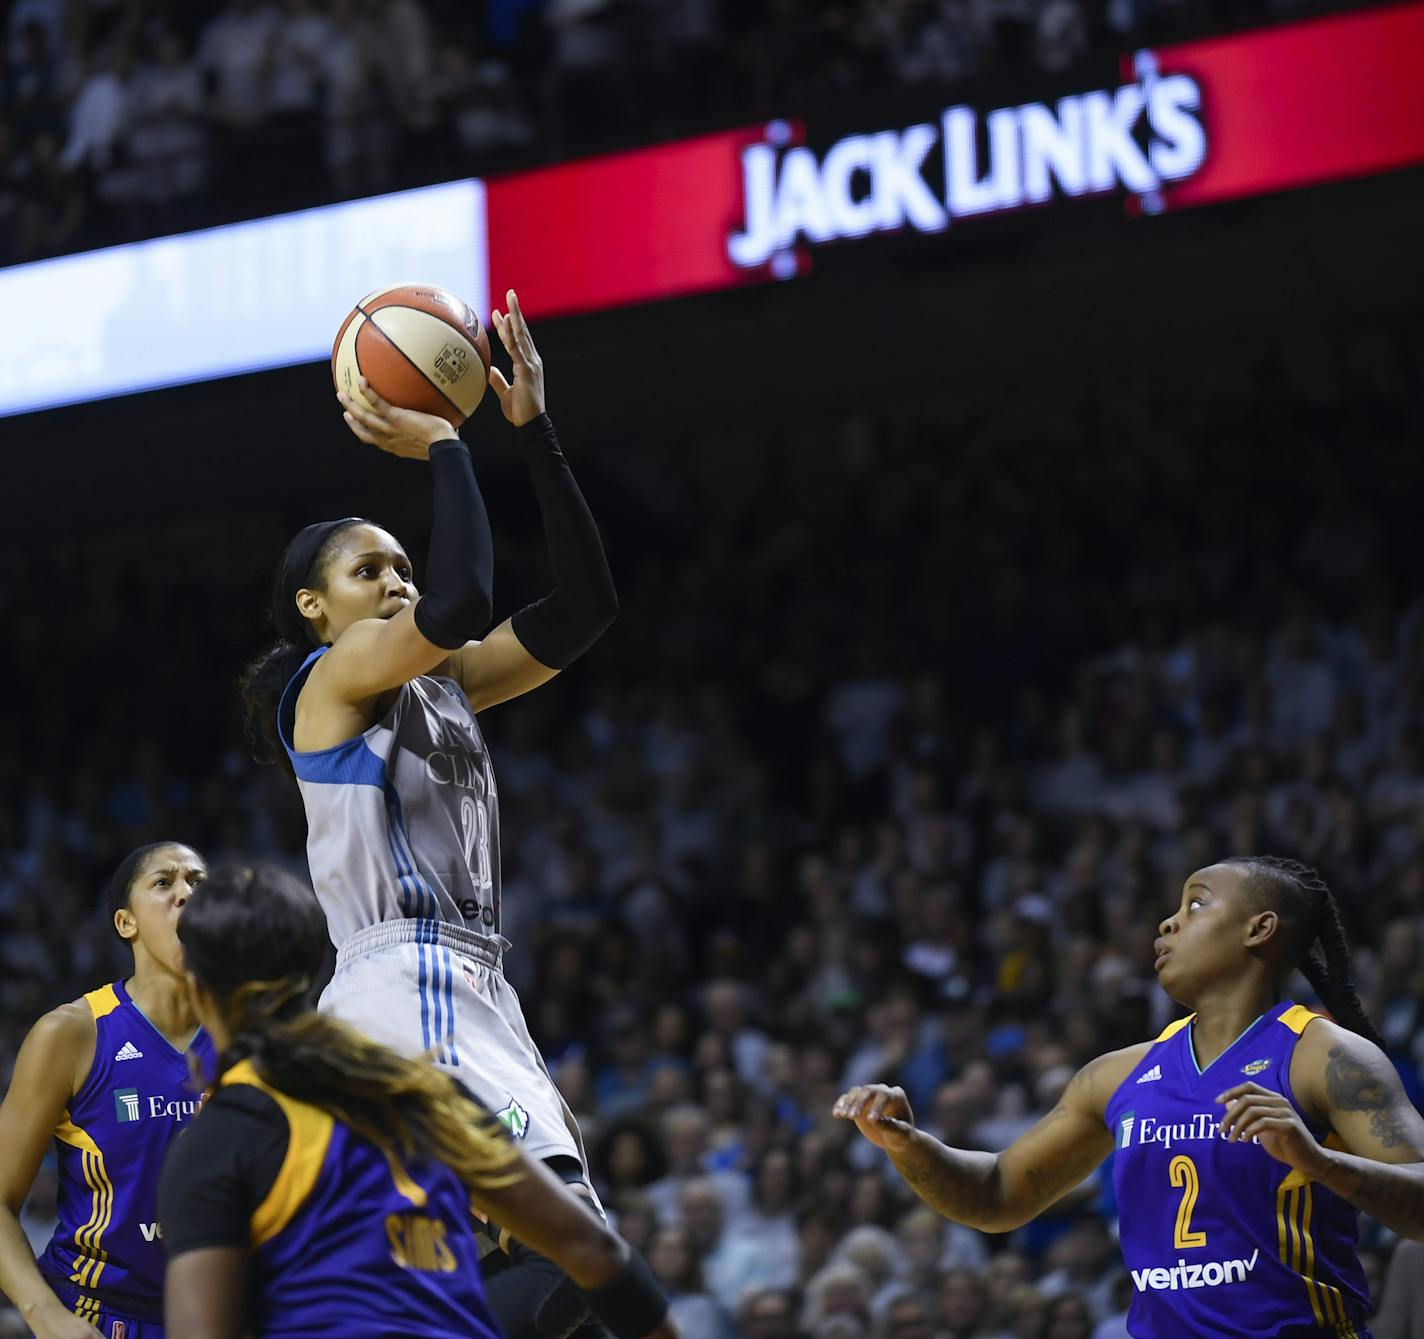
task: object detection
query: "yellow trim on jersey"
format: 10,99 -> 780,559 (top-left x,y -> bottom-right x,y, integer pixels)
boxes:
54,1116 -> 114,1288
1154,1015 -> 1195,1043
54,1114 -> 102,1158
1299,1183 -> 1326,1327
83,985 -> 121,1020
222,1059 -> 335,1247
1277,1004 -> 1322,1036
1276,1175 -> 1360,1336
384,1148 -> 430,1208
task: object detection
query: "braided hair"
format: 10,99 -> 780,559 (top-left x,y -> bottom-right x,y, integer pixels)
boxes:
1229,855 -> 1385,1050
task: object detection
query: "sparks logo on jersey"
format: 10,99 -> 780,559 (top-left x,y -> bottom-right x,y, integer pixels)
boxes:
113,1088 -> 142,1122
1118,1111 -> 1136,1148
1242,1057 -> 1271,1076
495,1097 -> 529,1140
113,1041 -> 143,1062
111,1323 -> 127,1339
1136,1065 -> 1163,1084
1131,1249 -> 1260,1292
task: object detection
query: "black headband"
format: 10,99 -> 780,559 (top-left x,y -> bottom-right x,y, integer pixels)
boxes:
273,517 -> 369,648
280,517 -> 365,603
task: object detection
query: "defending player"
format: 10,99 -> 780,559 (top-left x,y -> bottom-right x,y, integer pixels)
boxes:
159,861 -> 672,1339
237,290 -> 620,1334
0,842 -> 211,1339
835,857 -> 1424,1339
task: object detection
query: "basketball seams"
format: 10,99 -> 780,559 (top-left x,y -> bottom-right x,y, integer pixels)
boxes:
333,283 -> 489,425
355,319 -> 466,422
368,306 -> 484,417
357,286 -> 488,372
332,311 -> 370,406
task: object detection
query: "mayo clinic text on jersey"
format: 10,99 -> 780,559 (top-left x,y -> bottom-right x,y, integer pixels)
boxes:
727,66 -> 1207,270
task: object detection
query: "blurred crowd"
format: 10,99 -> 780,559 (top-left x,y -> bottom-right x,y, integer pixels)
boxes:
4,332 -> 1424,1336
0,0 -> 1364,264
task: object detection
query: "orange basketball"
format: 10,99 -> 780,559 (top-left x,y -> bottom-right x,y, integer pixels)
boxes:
332,284 -> 492,428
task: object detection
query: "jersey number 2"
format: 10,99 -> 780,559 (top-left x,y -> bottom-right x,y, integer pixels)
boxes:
1170,1154 -> 1208,1248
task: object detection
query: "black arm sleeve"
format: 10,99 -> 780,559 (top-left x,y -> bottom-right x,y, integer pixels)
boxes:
578,1248 -> 670,1339
509,415 -> 618,671
412,439 -> 496,651
158,1087 -> 290,1257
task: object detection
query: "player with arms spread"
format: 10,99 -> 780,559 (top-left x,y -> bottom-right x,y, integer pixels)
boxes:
835,857 -> 1424,1339
238,291 -> 621,1335
0,842 -> 211,1339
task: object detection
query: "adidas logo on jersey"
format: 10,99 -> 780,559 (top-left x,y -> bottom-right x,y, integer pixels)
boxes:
1136,1065 -> 1162,1084
114,1041 -> 144,1062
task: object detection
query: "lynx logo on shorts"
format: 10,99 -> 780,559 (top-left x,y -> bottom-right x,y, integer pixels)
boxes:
495,1097 -> 530,1140
1242,1057 -> 1271,1076
113,1088 -> 142,1122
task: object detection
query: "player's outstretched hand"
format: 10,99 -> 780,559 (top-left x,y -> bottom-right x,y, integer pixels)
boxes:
338,378 -> 456,460
833,1083 -> 918,1153
488,289 -> 546,428
1217,1081 -> 1331,1178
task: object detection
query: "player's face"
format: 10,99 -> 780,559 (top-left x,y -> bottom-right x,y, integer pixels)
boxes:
121,845 -> 206,972
1154,864 -> 1254,1002
308,525 -> 418,643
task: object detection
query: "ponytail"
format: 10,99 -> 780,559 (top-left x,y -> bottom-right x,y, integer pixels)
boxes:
239,642 -> 312,768
239,516 -> 369,769
1231,855 -> 1386,1050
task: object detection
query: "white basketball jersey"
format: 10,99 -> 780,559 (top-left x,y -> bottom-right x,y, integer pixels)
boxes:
278,648 -> 501,947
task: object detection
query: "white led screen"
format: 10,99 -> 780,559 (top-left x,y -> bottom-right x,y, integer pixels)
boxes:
0,179 -> 488,418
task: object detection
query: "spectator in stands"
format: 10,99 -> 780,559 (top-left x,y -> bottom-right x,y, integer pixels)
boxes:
263,0 -> 330,198
647,1223 -> 734,1339
196,0 -> 278,130
125,27 -> 208,224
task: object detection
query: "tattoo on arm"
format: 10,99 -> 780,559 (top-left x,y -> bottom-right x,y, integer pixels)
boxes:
1319,1041 -> 1424,1238
891,1141 -> 1002,1229
1323,1156 -> 1424,1237
1325,1045 -> 1408,1148
1024,1152 -> 1100,1205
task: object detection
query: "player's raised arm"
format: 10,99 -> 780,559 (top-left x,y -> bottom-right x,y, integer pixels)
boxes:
446,290 -> 619,714
0,1006 -> 102,1339
317,380 -> 496,701
834,1046 -> 1143,1233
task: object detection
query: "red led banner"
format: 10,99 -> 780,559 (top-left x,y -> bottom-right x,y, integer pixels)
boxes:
482,2 -> 1424,319
485,125 -> 794,321
1146,2 -> 1424,211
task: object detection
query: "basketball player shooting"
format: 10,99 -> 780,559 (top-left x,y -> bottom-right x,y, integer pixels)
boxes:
239,290 -> 622,1337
